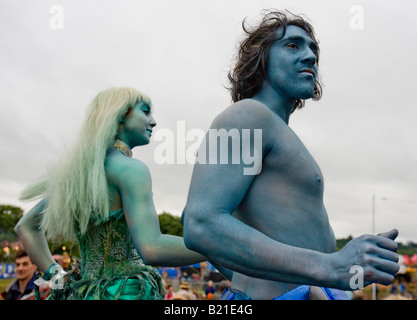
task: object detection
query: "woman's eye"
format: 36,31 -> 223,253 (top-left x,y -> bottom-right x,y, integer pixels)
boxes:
142,106 -> 150,114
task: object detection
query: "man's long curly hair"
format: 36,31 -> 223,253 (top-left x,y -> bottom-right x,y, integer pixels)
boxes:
228,10 -> 323,113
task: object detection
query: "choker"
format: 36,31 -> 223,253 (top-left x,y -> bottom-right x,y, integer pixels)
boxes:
113,139 -> 132,158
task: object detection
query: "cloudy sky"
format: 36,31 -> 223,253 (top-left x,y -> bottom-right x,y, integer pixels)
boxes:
1,0 -> 416,242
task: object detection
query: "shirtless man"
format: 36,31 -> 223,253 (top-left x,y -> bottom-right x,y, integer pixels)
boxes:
181,11 -> 399,300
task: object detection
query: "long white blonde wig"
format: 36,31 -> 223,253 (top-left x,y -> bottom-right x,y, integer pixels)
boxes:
20,87 -> 152,240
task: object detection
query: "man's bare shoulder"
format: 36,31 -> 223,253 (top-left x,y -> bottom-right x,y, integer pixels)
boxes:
213,98 -> 276,129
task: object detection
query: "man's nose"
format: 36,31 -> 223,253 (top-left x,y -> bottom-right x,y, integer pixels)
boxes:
301,47 -> 317,65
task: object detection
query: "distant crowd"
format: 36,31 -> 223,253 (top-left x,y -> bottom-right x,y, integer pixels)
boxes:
1,249 -> 230,300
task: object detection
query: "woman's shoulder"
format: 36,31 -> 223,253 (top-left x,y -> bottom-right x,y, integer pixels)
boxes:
105,150 -> 151,185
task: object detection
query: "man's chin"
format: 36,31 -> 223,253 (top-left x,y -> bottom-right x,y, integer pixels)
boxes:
297,90 -> 315,100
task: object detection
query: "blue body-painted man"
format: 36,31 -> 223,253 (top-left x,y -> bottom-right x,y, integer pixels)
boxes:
182,10 -> 399,300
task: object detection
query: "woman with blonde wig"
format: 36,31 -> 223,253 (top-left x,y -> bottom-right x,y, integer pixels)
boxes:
15,87 -> 206,300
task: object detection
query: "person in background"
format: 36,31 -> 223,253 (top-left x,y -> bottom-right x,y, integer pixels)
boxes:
165,284 -> 175,300
205,280 -> 215,298
1,249 -> 37,300
174,281 -> 196,300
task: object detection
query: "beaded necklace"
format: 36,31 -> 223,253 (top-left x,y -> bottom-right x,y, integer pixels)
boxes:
113,139 -> 132,158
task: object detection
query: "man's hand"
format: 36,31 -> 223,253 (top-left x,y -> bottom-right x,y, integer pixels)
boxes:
330,229 -> 399,290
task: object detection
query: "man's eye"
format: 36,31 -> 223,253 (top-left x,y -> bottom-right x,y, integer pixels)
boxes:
286,43 -> 298,49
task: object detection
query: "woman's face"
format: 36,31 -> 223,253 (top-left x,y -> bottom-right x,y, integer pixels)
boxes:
122,101 -> 156,147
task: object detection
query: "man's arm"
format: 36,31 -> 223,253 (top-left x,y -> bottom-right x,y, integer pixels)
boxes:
208,261 -> 233,281
182,100 -> 399,290
183,101 -> 328,283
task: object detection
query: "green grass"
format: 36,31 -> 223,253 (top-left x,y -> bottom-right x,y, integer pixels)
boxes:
0,278 -> 15,300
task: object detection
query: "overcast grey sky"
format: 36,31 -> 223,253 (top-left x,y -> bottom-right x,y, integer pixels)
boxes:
1,0 -> 416,242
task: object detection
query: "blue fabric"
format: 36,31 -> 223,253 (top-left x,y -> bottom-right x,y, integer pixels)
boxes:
221,286 -> 350,300
5,272 -> 36,300
221,288 -> 251,300
322,287 -> 350,300
273,286 -> 349,300
273,285 -> 311,300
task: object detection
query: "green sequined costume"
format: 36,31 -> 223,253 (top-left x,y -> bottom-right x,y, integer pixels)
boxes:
49,209 -> 165,300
